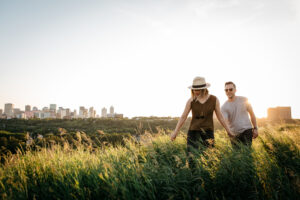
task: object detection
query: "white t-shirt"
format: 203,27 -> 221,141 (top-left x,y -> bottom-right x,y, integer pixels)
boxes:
221,96 -> 252,135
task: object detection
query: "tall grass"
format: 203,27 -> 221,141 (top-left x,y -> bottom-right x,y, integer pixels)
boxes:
0,124 -> 299,200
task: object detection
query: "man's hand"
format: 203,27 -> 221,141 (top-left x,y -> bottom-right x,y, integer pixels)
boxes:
252,129 -> 258,139
227,131 -> 235,138
170,131 -> 177,141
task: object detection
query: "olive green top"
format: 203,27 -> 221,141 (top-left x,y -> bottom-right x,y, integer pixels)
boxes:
189,95 -> 216,131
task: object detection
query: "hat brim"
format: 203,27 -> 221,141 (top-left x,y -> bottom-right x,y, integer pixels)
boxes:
188,83 -> 211,90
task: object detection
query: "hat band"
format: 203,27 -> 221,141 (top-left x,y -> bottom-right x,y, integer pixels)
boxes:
192,84 -> 206,88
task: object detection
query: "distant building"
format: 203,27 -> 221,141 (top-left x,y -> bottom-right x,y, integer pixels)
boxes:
102,106 -> 123,118
267,107 -> 292,120
114,113 -> 123,119
25,111 -> 34,119
72,109 -> 77,118
66,108 -> 70,117
84,109 -> 88,118
79,106 -> 84,117
13,108 -> 21,115
42,107 -> 49,112
79,106 -> 88,118
50,111 -> 56,118
4,103 -> 14,117
89,107 -> 96,118
110,106 -> 114,115
0,103 -> 122,120
34,111 -> 42,119
25,105 -> 31,112
101,107 -> 107,118
57,107 -> 68,119
107,113 -> 115,118
43,112 -> 52,119
35,111 -> 52,119
50,104 -> 57,113
15,112 -> 25,119
107,106 -> 115,118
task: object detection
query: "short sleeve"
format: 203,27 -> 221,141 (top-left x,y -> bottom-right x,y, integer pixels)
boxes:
243,97 -> 252,110
221,105 -> 228,120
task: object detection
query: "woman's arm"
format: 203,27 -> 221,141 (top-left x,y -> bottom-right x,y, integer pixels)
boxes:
215,98 -> 234,137
170,98 -> 192,141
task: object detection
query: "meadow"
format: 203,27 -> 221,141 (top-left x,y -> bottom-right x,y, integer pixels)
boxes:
0,123 -> 299,200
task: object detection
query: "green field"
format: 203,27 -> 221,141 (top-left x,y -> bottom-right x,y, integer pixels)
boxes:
0,123 -> 299,199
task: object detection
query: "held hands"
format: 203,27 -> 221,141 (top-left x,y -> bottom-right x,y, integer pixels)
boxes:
227,130 -> 234,138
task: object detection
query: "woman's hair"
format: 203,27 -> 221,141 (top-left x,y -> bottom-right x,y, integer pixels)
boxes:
191,89 -> 209,99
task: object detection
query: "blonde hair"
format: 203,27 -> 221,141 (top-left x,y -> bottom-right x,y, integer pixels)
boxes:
191,89 -> 209,99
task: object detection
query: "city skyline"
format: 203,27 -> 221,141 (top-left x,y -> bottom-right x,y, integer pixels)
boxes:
0,102 -> 123,119
1,0 -> 300,118
0,102 -> 293,120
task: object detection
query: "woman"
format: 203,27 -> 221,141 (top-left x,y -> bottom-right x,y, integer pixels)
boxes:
170,77 -> 233,167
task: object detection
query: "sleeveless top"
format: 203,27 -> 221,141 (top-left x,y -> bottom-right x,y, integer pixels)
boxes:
189,95 -> 217,131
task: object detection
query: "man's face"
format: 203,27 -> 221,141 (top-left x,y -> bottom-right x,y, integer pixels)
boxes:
225,84 -> 236,99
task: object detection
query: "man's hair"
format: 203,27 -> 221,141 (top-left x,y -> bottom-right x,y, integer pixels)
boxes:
225,81 -> 236,88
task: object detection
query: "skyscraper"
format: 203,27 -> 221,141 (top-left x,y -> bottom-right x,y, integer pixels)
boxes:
73,109 -> 77,118
25,105 -> 31,112
101,107 -> 107,118
89,107 -> 96,118
66,108 -> 70,117
79,106 -> 85,118
79,106 -> 88,118
50,104 -> 57,113
4,103 -> 14,117
110,106 -> 114,115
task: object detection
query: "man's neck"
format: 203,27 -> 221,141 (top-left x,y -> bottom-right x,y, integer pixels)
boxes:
228,95 -> 236,102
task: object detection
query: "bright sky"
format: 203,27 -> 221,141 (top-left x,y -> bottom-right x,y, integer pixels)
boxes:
1,0 -> 300,118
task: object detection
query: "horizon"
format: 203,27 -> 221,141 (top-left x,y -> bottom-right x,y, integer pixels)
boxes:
0,101 -> 294,119
1,0 -> 300,118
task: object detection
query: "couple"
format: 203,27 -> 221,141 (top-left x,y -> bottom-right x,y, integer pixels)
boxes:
170,76 -> 258,154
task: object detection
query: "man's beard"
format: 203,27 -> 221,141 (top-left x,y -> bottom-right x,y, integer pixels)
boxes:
228,95 -> 234,99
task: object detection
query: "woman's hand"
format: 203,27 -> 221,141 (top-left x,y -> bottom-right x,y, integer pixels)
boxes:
170,131 -> 177,141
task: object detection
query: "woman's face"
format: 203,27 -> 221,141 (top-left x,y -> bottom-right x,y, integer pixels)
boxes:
193,89 -> 205,96
193,89 -> 202,96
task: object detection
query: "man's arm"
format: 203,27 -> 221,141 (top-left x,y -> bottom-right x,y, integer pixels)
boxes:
247,103 -> 258,139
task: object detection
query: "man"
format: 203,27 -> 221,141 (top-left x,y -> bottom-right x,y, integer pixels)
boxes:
221,81 -> 258,148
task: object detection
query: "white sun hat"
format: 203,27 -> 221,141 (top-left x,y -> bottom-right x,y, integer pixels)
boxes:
188,76 -> 211,90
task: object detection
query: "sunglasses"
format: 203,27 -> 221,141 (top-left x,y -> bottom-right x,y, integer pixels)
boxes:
225,88 -> 234,92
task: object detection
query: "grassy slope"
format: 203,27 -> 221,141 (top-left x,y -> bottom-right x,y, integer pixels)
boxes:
0,124 -> 299,200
